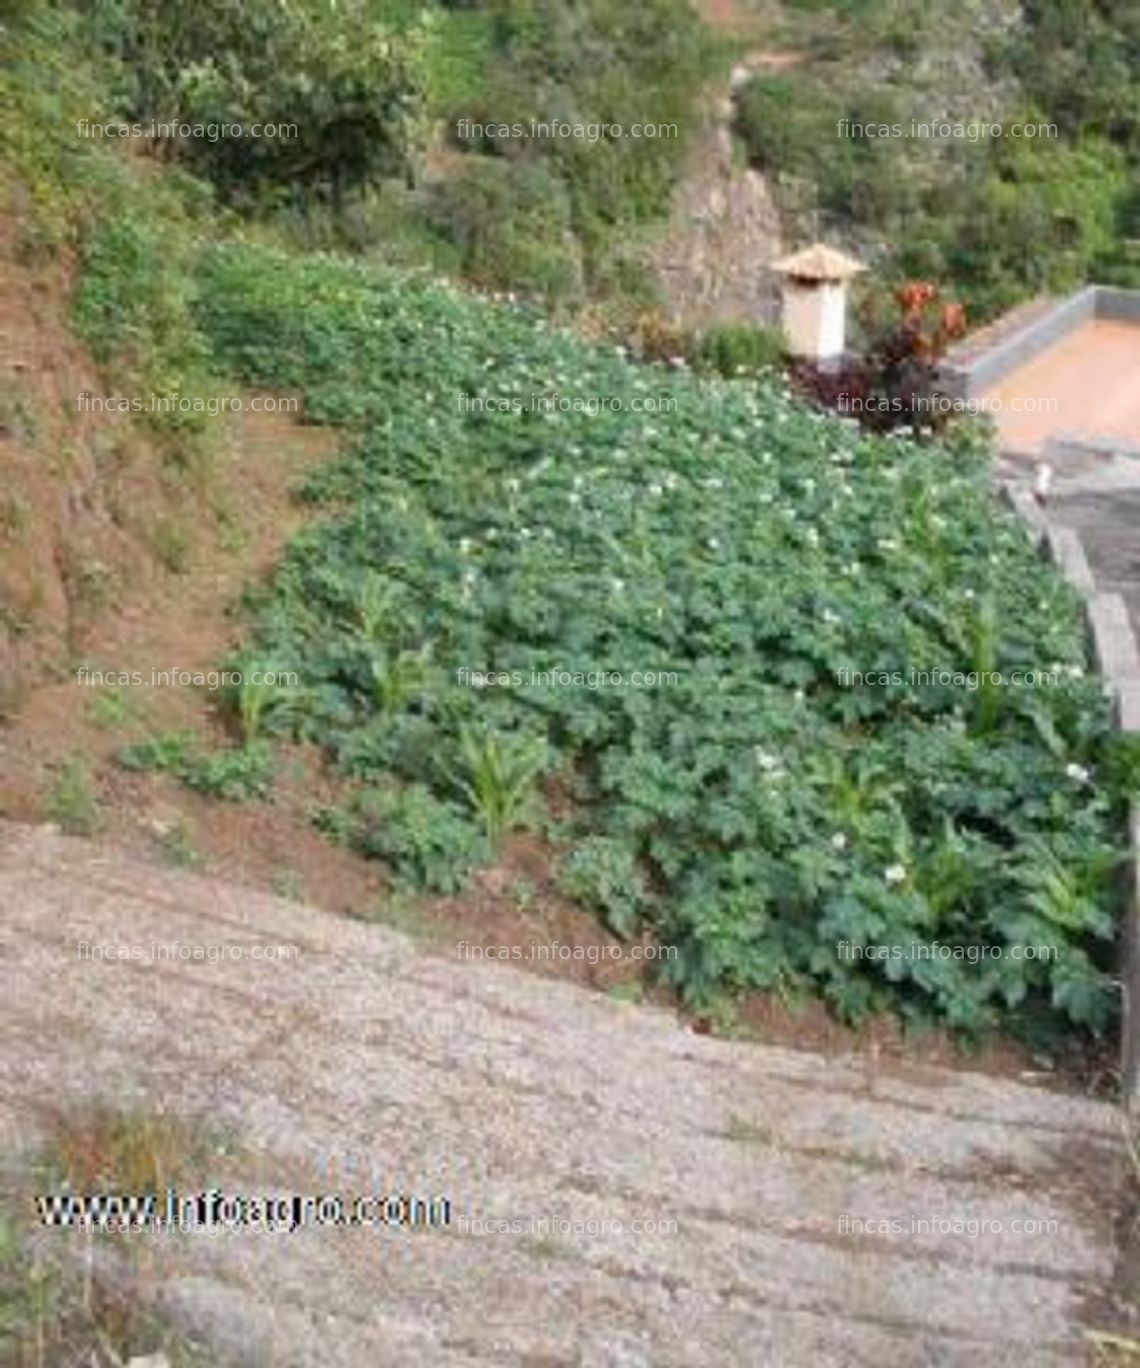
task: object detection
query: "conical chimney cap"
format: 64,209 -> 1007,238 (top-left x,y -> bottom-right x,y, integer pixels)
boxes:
772,243 -> 865,283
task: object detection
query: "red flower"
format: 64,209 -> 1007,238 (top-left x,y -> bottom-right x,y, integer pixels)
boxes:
941,302 -> 967,339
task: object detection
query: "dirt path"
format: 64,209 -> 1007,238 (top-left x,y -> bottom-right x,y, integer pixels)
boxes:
0,821 -> 1128,1366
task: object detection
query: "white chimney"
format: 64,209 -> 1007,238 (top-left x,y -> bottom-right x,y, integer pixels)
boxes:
772,243 -> 864,367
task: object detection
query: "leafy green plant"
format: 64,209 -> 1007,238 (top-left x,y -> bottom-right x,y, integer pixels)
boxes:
557,837 -> 651,939
43,756 -> 99,836
451,725 -> 547,850
224,663 -> 295,745
317,784 -> 486,893
84,686 -> 134,732
84,0 -> 429,206
118,732 -> 273,800
696,322 -> 787,379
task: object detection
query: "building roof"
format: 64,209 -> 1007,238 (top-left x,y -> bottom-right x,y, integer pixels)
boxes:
772,243 -> 865,283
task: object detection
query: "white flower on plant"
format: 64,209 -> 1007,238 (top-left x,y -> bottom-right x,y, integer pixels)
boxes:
877,538 -> 898,552
805,528 -> 819,546
822,608 -> 839,625
793,689 -> 805,704
649,482 -> 663,496
831,833 -> 848,851
568,492 -> 581,506
704,477 -> 723,490
884,864 -> 907,885
1065,762 -> 1091,785
963,588 -> 975,600
506,477 -> 520,495
519,527 -> 532,539
753,747 -> 780,771
459,538 -> 473,556
1066,664 -> 1084,679
707,537 -> 720,550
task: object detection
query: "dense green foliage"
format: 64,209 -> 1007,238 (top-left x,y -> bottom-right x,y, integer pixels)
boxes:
735,0 -> 1140,321
80,0 -> 428,205
191,242 -> 1125,1042
423,0 -> 715,299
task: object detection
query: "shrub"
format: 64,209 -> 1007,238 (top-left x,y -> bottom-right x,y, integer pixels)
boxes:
82,0 -> 429,206
319,784 -> 487,893
117,732 -> 274,800
428,160 -> 584,301
557,837 -> 651,939
696,322 -> 787,378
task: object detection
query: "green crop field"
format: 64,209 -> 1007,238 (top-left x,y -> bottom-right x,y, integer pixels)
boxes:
183,243 -> 1128,1044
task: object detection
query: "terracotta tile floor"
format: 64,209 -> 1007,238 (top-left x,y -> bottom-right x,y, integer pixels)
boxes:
979,318 -> 1140,455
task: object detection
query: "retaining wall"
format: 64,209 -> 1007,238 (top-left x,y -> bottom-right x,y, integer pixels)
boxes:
942,287 -> 1140,401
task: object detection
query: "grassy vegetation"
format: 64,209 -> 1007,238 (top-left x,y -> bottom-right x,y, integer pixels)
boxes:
1,1105 -> 219,1367
43,756 -> 100,837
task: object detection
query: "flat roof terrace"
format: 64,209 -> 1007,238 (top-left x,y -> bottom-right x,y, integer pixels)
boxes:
940,286 -> 1140,464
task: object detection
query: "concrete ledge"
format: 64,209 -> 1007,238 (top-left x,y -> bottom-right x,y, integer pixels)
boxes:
1118,679 -> 1140,733
1045,524 -> 1097,596
1097,286 -> 1140,323
941,285 -> 1140,402
1000,484 -> 1047,546
1088,592 -> 1140,685
941,288 -> 1098,399
1045,431 -> 1140,464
